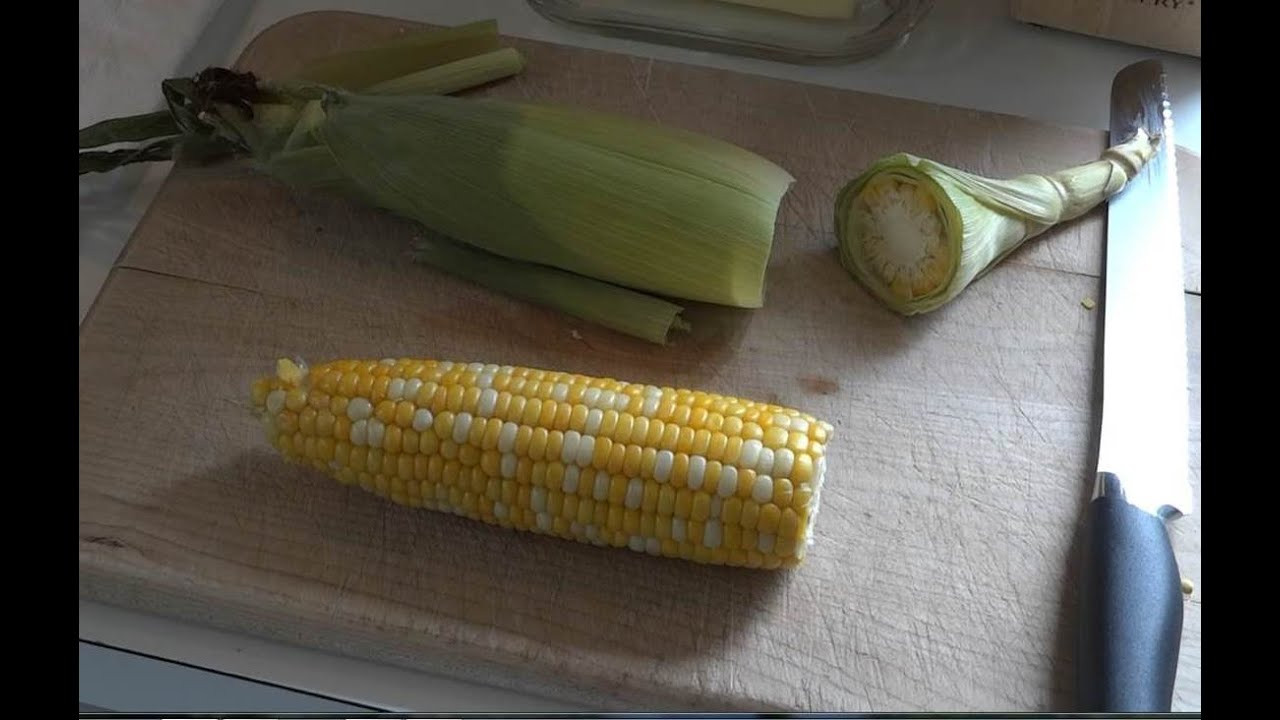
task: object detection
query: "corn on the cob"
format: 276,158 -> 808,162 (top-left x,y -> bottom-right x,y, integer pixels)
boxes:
252,357 -> 833,569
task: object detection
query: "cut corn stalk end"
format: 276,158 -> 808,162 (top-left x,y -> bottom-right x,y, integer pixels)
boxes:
252,356 -> 836,569
835,128 -> 1160,316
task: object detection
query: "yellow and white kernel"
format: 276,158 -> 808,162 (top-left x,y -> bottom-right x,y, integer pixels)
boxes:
252,356 -> 833,570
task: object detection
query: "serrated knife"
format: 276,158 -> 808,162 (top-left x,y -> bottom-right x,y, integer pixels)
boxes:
1076,59 -> 1192,712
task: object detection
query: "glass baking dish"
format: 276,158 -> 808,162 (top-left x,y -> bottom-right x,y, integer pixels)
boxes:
526,0 -> 936,63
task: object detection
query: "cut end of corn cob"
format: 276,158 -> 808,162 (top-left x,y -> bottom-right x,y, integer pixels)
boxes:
836,129 -> 1160,316
251,356 -> 835,569
844,171 -> 956,305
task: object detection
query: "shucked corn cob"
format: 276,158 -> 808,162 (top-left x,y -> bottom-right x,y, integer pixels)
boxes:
252,357 -> 834,569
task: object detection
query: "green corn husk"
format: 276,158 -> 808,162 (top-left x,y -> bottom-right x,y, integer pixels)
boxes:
366,48 -> 525,96
286,91 -> 794,310
255,90 -> 792,341
834,129 -> 1160,315
78,20 -> 796,343
256,90 -> 794,341
78,110 -> 178,149
265,143 -> 695,343
267,137 -> 696,342
290,19 -> 505,90
247,47 -> 527,158
411,235 -> 689,344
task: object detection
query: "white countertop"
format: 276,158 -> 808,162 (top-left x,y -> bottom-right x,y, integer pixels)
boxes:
79,0 -> 1202,711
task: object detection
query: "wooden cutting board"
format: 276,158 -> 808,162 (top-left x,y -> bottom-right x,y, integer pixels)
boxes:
79,11 -> 1201,712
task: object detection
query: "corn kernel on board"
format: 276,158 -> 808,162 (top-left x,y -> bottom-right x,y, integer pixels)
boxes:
79,11 -> 1201,712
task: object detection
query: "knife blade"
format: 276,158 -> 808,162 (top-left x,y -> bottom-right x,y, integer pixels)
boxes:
1076,59 -> 1191,712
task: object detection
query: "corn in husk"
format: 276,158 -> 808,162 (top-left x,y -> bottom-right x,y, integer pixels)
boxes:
269,92 -> 793,306
833,129 -> 1160,315
253,88 -> 792,341
77,20 -> 795,344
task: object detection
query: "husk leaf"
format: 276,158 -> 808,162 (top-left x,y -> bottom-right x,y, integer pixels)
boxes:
289,19 -> 503,90
411,235 -> 689,344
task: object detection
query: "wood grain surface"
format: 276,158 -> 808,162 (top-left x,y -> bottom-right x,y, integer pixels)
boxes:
79,11 -> 1201,711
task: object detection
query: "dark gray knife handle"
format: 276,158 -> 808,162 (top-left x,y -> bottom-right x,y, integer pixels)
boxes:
1077,479 -> 1183,712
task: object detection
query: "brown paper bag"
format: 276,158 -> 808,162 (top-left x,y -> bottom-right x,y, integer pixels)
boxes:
1010,0 -> 1201,58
